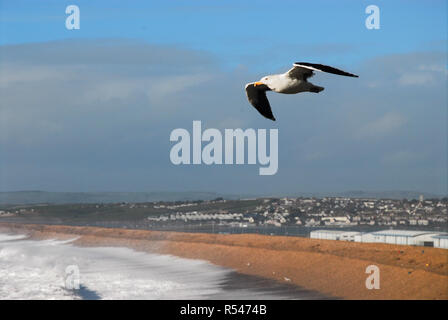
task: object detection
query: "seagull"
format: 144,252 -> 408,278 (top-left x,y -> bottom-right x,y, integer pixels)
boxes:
245,62 -> 359,121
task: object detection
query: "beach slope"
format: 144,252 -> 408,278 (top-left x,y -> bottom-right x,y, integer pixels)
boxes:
0,223 -> 446,300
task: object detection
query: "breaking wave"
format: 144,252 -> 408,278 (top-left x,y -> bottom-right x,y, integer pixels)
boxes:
0,232 -> 321,300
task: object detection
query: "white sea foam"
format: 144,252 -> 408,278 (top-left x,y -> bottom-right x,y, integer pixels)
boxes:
0,233 -> 28,241
0,232 -> 300,300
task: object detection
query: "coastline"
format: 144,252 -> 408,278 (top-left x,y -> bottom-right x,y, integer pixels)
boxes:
0,222 -> 447,300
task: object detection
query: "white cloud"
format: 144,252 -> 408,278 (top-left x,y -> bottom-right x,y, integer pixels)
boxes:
397,62 -> 446,86
398,72 -> 435,86
418,64 -> 447,73
381,150 -> 426,165
147,74 -> 213,102
358,112 -> 407,139
0,64 -> 71,88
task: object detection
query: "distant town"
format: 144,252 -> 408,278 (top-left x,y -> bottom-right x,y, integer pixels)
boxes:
143,196 -> 448,230
1,196 -> 446,234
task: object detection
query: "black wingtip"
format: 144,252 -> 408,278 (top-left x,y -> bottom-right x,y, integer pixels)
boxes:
295,62 -> 359,78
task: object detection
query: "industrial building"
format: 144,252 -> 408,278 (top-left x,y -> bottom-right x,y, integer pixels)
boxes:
310,229 -> 448,249
356,230 -> 444,246
432,234 -> 448,249
310,230 -> 361,241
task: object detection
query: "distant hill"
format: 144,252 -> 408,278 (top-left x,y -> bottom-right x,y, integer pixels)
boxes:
332,190 -> 444,200
0,191 -> 242,205
0,190 -> 444,205
285,190 -> 444,200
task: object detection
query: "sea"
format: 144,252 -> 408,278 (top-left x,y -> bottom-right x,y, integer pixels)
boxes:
0,232 -> 325,300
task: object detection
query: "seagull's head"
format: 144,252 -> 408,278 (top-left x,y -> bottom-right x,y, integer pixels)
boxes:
254,76 -> 273,90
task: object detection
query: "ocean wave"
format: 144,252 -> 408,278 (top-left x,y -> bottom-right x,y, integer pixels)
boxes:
0,232 -> 245,299
0,232 -> 319,300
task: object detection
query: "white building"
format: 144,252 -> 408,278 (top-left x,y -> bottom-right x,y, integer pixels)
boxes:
432,235 -> 448,249
356,230 -> 448,247
322,216 -> 350,224
310,230 -> 361,241
312,229 -> 448,249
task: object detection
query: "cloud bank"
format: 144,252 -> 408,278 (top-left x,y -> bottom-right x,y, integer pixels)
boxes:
0,40 -> 446,195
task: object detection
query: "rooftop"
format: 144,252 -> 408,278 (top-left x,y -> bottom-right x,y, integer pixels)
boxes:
311,230 -> 361,235
370,230 -> 441,237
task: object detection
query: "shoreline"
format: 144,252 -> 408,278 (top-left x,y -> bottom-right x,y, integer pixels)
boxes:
0,222 -> 447,300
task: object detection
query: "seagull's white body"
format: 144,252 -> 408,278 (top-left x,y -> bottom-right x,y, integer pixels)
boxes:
262,73 -> 317,94
245,62 -> 358,121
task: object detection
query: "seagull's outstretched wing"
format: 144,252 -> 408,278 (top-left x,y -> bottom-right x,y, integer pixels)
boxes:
287,62 -> 359,79
245,83 -> 275,121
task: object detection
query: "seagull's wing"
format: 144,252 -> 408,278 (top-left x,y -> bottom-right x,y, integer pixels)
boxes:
286,65 -> 315,80
245,83 -> 276,121
291,62 -> 359,78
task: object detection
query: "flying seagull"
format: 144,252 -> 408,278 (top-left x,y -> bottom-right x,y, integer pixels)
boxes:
245,62 -> 358,121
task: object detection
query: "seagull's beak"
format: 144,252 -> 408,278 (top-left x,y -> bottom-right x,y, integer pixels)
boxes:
254,81 -> 263,87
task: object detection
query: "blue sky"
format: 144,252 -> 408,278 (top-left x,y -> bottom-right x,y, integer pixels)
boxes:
0,1 -> 446,195
1,0 -> 446,68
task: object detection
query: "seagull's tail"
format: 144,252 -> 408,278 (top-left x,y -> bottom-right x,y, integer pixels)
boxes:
309,86 -> 324,93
